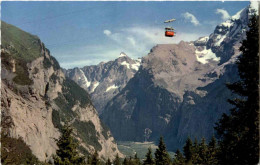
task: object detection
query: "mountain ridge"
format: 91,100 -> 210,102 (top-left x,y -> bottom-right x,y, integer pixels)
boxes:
64,52 -> 141,114
1,21 -> 122,162
100,3 -> 257,150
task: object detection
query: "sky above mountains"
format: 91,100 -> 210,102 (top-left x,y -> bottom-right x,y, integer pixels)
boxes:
2,1 -> 250,69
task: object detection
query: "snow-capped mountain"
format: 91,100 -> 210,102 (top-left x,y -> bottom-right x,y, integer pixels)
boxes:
100,2 -> 258,150
204,1 -> 257,64
64,52 -> 141,114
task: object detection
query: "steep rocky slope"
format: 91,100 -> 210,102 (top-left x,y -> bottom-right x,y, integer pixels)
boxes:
101,3 -> 257,150
1,21 -> 122,162
65,52 -> 141,114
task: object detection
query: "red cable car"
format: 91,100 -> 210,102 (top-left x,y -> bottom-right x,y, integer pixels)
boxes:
164,18 -> 176,37
165,27 -> 175,37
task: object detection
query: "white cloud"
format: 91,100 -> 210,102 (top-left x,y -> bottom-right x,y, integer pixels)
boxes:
60,59 -> 97,69
105,27 -> 175,59
183,12 -> 200,26
105,26 -> 205,59
104,29 -> 111,36
58,26 -> 208,69
125,27 -> 202,45
59,49 -> 122,69
216,9 -> 230,20
127,37 -> 136,46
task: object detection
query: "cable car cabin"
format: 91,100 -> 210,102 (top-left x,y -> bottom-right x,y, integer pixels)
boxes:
165,27 -> 175,37
165,31 -> 174,37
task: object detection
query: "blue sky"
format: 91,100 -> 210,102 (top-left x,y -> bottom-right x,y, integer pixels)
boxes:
2,1 -> 250,69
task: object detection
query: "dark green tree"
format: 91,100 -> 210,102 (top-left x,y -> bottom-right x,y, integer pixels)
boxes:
106,158 -> 112,165
54,122 -> 85,165
1,134 -> 45,165
207,136 -> 218,165
123,157 -> 129,165
134,153 -> 141,165
91,151 -> 100,165
129,156 -> 135,165
183,137 -> 193,165
215,13 -> 259,164
172,149 -> 185,165
197,138 -> 208,164
208,136 -> 217,150
191,137 -> 199,164
154,136 -> 171,165
113,153 -> 121,165
87,155 -> 92,165
143,147 -> 155,165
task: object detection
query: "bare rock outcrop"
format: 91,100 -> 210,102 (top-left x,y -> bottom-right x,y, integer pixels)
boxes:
1,21 -> 122,162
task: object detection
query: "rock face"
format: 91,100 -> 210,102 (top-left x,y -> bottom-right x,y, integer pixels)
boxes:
101,3 -> 257,150
1,21 -> 122,161
64,52 -> 141,114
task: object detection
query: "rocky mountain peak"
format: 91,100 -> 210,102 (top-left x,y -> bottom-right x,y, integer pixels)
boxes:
115,52 -> 140,68
101,3 -> 257,151
65,52 -> 141,114
183,4 -> 255,69
143,43 -> 197,75
119,52 -> 127,58
193,36 -> 209,46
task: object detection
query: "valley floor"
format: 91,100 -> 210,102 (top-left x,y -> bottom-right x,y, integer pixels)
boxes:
117,141 -> 175,160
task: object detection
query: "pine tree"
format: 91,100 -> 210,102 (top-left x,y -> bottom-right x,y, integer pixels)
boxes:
54,122 -> 85,165
183,137 -> 193,165
207,136 -> 218,165
129,156 -> 134,165
197,137 -> 208,164
91,151 -> 100,165
154,136 -> 171,165
87,155 -> 92,165
123,157 -> 129,165
172,149 -> 185,165
106,158 -> 112,165
113,153 -> 121,165
143,147 -> 155,165
134,153 -> 141,165
215,13 -> 259,164
191,137 -> 199,164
